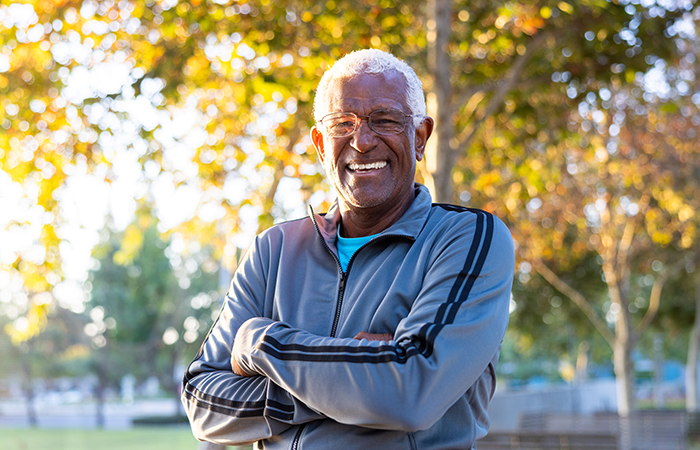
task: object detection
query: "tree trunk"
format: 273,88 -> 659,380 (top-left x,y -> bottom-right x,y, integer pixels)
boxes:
95,367 -> 106,428
688,270 -> 700,412
613,326 -> 635,416
613,335 -> 635,450
610,268 -> 635,417
21,356 -> 37,427
424,0 -> 453,203
653,334 -> 665,408
601,246 -> 636,417
575,341 -> 589,383
168,351 -> 184,417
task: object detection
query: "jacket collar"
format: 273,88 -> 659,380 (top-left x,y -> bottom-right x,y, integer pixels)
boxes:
308,184 -> 433,248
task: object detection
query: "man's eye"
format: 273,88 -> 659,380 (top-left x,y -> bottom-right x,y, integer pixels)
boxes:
373,118 -> 400,125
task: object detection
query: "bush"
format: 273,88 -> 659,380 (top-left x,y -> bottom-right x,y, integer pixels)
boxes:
132,415 -> 190,426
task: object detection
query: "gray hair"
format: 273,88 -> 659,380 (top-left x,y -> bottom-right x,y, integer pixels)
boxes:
313,49 -> 426,127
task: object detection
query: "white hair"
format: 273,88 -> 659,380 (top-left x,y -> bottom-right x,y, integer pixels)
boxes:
313,49 -> 426,127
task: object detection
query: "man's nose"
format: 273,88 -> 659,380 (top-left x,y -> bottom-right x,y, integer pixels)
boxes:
350,117 -> 377,153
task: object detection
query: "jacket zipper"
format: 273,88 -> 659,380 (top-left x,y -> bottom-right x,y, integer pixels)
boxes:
293,212 -> 346,450
329,272 -> 346,338
296,210 -> 414,450
292,262 -> 346,450
408,432 -> 417,450
291,424 -> 305,450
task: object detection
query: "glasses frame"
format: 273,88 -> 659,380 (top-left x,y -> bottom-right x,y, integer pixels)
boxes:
318,109 -> 414,138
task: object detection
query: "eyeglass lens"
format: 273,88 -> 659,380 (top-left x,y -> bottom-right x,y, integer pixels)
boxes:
324,110 -> 406,137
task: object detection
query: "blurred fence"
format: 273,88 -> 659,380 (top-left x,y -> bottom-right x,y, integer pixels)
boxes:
489,379 -> 618,431
479,410 -> 689,450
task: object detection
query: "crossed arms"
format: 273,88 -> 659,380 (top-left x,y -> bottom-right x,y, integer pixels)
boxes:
182,214 -> 514,446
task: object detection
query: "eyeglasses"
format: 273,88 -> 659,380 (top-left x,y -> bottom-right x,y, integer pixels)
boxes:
318,109 -> 413,138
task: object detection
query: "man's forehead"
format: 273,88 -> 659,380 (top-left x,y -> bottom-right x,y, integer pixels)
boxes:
325,70 -> 408,111
328,95 -> 405,111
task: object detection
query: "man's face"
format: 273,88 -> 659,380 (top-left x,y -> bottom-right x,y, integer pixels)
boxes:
311,70 -> 431,213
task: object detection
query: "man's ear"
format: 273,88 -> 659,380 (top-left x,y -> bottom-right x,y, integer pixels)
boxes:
311,126 -> 325,164
414,117 -> 434,162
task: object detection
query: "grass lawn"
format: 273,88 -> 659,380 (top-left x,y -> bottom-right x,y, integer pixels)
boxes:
0,427 -> 218,450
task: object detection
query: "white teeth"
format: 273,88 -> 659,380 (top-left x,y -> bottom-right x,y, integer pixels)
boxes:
348,161 -> 387,171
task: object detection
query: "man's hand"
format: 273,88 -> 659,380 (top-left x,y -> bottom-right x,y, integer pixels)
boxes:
232,353 -> 257,377
353,332 -> 394,342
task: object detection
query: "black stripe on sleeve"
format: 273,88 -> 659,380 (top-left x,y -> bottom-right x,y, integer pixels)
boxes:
183,381 -> 296,420
422,212 -> 494,357
183,385 -> 266,418
259,335 -> 421,364
418,210 -> 485,352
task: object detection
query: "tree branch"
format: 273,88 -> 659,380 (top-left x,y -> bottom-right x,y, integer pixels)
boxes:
617,216 -> 636,267
256,127 -> 301,234
616,217 -> 636,295
455,31 -> 549,151
455,85 -> 490,122
633,256 -> 697,342
532,259 -> 616,347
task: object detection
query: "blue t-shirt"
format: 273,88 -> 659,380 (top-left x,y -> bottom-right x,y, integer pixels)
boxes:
336,229 -> 379,272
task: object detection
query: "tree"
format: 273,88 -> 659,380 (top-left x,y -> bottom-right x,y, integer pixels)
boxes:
420,0 -> 686,202
648,250 -> 700,411
87,215 -> 220,418
0,305 -> 92,426
505,250 -> 614,385
460,4 -> 700,414
663,10 -> 700,413
687,269 -> 700,412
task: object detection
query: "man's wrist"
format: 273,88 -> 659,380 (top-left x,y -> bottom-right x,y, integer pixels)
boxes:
232,317 -> 276,377
353,331 -> 394,342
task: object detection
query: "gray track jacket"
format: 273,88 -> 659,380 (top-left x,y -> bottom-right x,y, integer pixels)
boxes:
182,184 -> 514,449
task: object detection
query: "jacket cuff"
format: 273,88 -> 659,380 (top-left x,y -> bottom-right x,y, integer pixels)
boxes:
232,317 -> 276,376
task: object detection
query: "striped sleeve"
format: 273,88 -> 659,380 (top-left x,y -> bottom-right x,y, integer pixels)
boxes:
234,211 -> 514,432
181,236 -> 325,446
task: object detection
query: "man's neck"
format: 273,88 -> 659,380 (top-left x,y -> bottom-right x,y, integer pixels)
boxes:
338,193 -> 415,238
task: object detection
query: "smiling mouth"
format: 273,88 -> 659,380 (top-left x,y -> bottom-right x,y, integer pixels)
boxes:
347,161 -> 388,172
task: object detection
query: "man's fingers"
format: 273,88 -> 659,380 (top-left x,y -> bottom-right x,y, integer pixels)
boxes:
353,332 -> 394,342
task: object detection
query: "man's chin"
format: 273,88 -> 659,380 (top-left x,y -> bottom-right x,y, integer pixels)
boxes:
338,191 -> 388,211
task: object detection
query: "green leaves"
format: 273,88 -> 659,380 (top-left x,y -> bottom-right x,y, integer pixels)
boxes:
88,219 -> 219,391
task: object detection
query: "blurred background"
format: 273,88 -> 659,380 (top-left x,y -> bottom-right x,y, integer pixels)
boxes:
1,0 -> 699,449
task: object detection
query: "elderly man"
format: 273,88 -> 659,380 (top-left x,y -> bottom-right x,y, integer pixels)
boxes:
182,49 -> 514,450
